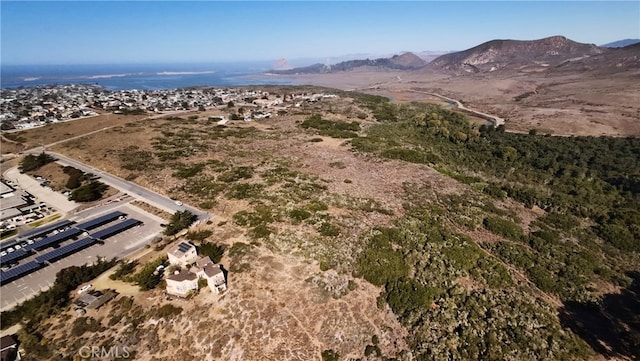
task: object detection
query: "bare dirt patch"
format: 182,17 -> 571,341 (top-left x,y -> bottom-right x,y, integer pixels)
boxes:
130,200 -> 172,221
26,162 -> 69,191
3,113 -> 148,152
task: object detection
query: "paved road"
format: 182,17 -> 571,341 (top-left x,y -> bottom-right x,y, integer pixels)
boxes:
408,90 -> 506,127
29,151 -> 208,222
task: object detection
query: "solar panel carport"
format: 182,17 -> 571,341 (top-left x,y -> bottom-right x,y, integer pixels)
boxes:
90,219 -> 141,240
16,220 -> 74,241
26,228 -> 82,251
74,211 -> 126,231
0,261 -> 44,285
35,237 -> 98,264
0,248 -> 32,266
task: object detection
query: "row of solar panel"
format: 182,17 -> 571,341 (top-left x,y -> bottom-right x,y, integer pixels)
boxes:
16,211 -> 128,254
16,220 -> 74,242
74,211 -> 126,232
90,218 -> 141,240
10,211 -> 125,249
1,214 -> 136,266
1,218 -> 142,285
1,234 -> 76,267
0,261 -> 43,285
0,248 -> 30,265
35,237 -> 97,264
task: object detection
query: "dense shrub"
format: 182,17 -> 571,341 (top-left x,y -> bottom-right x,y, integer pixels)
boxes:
128,257 -> 166,291
289,209 -> 311,222
164,210 -> 198,236
19,152 -> 56,172
321,349 -> 340,361
300,114 -> 360,138
483,216 -> 523,241
197,242 -> 225,263
1,259 -> 117,329
186,229 -> 213,241
173,163 -> 205,179
154,304 -> 183,319
70,181 -> 108,202
217,166 -> 254,182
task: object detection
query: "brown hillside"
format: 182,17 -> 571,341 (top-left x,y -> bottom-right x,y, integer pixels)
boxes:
428,35 -> 606,74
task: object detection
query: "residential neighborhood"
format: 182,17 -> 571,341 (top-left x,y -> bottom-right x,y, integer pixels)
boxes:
0,84 -> 341,130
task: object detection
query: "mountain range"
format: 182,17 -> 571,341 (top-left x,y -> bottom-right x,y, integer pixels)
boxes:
426,36 -> 607,74
270,52 -> 427,74
270,36 -> 639,76
601,39 -> 640,48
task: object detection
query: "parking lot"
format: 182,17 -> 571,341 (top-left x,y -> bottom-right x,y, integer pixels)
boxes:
0,203 -> 163,311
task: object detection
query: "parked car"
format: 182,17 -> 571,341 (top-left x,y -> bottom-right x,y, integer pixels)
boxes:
7,247 -> 15,253
77,284 -> 93,294
14,245 -> 21,250
27,239 -> 35,245
0,251 -> 7,257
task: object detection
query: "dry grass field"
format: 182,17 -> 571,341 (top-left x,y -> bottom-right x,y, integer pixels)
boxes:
8,85 -> 638,360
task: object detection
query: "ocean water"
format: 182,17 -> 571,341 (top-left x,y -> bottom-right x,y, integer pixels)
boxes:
0,62 -> 295,90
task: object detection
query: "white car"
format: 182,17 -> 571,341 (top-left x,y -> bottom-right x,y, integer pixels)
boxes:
0,251 -> 7,257
175,201 -> 183,206
27,239 -> 34,245
7,247 -> 14,253
14,245 -> 21,250
77,284 -> 93,294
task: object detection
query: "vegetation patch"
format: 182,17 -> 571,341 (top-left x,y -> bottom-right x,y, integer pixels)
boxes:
69,181 -> 108,202
164,210 -> 197,236
1,258 -> 117,329
300,114 -> 360,138
19,152 -> 56,172
482,216 -> 524,241
197,241 -> 225,263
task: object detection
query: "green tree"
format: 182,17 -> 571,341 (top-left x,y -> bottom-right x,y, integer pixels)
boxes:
19,152 -> 56,172
70,181 -> 108,202
198,242 -> 225,263
164,210 -> 198,236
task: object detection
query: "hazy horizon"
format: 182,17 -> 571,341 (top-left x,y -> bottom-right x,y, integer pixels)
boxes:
2,1 -> 638,66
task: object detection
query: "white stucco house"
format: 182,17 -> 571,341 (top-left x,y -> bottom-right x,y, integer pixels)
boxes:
165,270 -> 198,297
203,264 -> 227,294
167,241 -> 198,268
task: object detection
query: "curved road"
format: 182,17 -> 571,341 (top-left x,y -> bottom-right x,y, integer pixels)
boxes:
408,90 -> 505,127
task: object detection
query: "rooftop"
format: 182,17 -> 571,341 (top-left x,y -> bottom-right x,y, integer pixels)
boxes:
169,241 -> 196,257
203,264 -> 223,278
195,256 -> 213,268
167,269 -> 198,282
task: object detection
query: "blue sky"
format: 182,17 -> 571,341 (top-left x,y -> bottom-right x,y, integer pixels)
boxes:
1,1 -> 638,65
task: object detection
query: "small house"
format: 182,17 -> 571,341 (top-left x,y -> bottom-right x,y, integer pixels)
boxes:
165,270 -> 198,297
167,241 -> 198,268
203,264 -> 227,294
